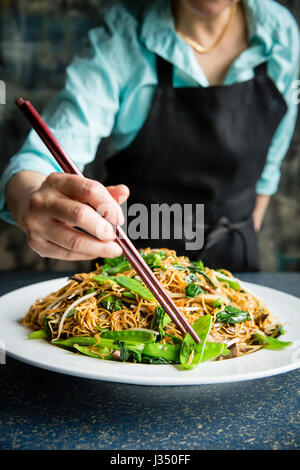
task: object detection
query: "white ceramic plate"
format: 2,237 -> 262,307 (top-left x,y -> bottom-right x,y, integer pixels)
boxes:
0,277 -> 299,386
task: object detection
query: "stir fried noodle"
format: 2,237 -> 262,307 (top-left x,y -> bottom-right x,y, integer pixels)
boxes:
23,248 -> 286,363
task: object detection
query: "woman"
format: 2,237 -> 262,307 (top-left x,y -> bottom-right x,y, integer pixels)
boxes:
0,0 -> 299,271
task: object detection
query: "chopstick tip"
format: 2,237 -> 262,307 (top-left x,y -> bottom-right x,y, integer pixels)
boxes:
15,97 -> 25,106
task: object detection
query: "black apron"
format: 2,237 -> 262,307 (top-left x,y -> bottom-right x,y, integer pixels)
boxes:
104,56 -> 287,272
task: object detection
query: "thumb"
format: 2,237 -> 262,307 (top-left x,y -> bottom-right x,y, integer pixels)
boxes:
106,184 -> 130,205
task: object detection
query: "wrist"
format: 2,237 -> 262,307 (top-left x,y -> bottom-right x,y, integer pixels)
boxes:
252,194 -> 271,232
6,170 -> 47,230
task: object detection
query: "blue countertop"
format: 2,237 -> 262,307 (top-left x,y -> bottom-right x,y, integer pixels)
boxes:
0,271 -> 299,450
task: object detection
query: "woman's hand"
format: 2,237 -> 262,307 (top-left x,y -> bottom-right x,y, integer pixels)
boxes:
6,171 -> 129,260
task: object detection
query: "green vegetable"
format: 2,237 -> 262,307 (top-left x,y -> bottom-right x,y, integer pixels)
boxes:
185,283 -> 206,298
209,298 -> 224,308
198,271 -> 217,288
96,327 -> 110,333
28,329 -> 48,339
216,272 -> 241,291
269,324 -> 285,338
102,261 -> 131,275
104,254 -> 127,267
172,264 -> 189,271
173,264 -> 215,289
150,306 -> 171,338
93,274 -> 114,284
94,274 -> 155,301
100,251 -> 167,275
164,333 -> 183,345
52,336 -> 143,348
53,336 -> 106,347
84,288 -> 96,295
191,260 -> 205,270
190,270 -> 217,288
101,255 -> 130,275
99,295 -> 123,312
180,315 -> 212,369
113,340 -> 144,362
116,341 -> 131,361
254,333 -> 292,350
66,307 -> 76,318
122,291 -> 136,299
102,330 -> 156,343
55,336 -> 145,362
201,342 -> 230,361
73,344 -> 114,360
216,305 -> 251,324
115,276 -> 155,301
220,344 -> 231,356
185,273 -> 199,283
142,251 -> 166,269
142,356 -> 177,364
42,316 -> 52,339
142,343 -> 181,362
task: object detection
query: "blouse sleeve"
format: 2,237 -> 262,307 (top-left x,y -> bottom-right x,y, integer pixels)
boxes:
256,14 -> 300,196
0,27 -> 121,224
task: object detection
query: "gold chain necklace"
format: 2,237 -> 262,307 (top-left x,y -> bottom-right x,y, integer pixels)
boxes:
176,3 -> 237,54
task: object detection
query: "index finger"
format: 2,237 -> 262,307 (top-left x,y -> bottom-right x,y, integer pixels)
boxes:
48,173 -> 125,226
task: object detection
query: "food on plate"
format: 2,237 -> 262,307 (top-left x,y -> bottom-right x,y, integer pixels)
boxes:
23,248 -> 292,369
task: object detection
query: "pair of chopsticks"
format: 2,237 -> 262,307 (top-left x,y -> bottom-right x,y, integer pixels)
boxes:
16,98 -> 200,344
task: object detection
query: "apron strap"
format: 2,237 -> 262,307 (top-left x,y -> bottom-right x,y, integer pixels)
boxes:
156,55 -> 173,87
202,217 -> 251,270
254,61 -> 268,76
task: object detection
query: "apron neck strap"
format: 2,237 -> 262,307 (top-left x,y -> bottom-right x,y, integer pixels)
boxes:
156,57 -> 268,86
156,55 -> 173,86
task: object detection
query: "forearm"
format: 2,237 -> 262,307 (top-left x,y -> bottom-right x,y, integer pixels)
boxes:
6,171 -> 47,231
252,194 -> 271,231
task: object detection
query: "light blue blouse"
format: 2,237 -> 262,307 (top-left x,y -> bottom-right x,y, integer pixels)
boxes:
1,0 -> 299,224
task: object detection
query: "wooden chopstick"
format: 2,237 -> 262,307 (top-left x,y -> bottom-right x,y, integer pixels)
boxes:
15,98 -> 201,344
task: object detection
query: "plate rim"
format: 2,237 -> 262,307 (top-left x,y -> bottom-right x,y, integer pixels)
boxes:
1,276 -> 299,386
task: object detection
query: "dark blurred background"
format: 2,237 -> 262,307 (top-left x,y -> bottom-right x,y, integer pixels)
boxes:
0,0 -> 299,272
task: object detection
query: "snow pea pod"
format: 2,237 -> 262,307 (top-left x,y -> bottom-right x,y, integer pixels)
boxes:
93,274 -> 115,284
74,342 -> 144,363
254,333 -> 292,350
102,261 -> 131,275
56,336 -> 145,361
28,329 -> 48,339
201,342 -> 230,361
142,343 -> 181,362
122,291 -> 136,299
104,254 -> 127,267
52,336 -> 143,349
180,315 -> 212,369
93,274 -> 155,301
215,272 -> 241,291
101,330 -> 156,343
74,344 -> 114,360
114,276 -> 155,301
